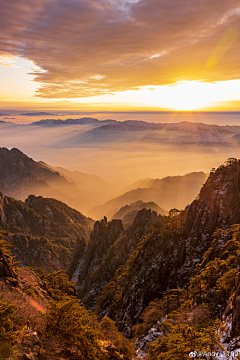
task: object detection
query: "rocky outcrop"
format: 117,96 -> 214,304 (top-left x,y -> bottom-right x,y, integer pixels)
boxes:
71,217 -> 124,301
67,237 -> 86,279
186,163 -> 240,240
0,193 -> 94,272
71,209 -> 163,310
0,248 -> 18,278
232,274 -> 240,338
95,160 -> 240,336
181,160 -> 240,284
97,223 -> 185,337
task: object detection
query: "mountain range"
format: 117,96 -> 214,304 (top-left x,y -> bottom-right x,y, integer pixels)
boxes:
110,200 -> 166,225
89,172 -> 207,219
68,158 -> 240,357
1,156 -> 240,358
2,117 -> 240,148
0,147 -> 208,220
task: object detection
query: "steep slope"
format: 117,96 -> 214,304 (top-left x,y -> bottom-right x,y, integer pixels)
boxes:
0,193 -> 94,271
70,209 -> 163,311
89,172 -> 207,219
96,159 -> 240,336
69,217 -> 124,301
0,147 -> 64,192
70,159 -> 240,339
0,147 -> 108,213
0,247 -> 135,360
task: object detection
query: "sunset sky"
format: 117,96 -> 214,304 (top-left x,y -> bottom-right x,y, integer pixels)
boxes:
0,0 -> 240,112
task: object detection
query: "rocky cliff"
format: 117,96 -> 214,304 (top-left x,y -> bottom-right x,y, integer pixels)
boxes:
70,209 -> 163,311
0,193 -> 94,272
69,217 -> 124,305
71,159 -> 240,338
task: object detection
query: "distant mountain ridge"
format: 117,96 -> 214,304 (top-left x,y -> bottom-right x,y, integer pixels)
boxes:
20,112 -> 58,116
2,116 -> 240,147
29,117 -> 116,126
88,172 -> 208,219
34,118 -> 239,148
111,200 -> 166,225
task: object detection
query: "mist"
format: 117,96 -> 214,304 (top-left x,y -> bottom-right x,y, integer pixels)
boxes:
1,112 -> 240,216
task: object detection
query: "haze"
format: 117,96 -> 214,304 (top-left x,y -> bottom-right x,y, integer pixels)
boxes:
1,113 -> 240,186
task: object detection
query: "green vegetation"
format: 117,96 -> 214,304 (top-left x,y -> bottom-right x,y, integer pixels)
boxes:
138,224 -> 240,359
46,299 -> 101,359
0,232 -> 12,256
148,307 -> 224,360
34,268 -> 77,299
3,195 -> 94,241
97,211 -> 187,319
45,299 -> 135,359
0,195 -> 94,272
0,302 -> 17,341
0,302 -> 17,359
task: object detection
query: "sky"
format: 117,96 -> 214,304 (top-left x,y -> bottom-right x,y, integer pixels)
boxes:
0,0 -> 240,112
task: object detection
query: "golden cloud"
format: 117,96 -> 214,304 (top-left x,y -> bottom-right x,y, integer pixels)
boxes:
0,0 -> 240,98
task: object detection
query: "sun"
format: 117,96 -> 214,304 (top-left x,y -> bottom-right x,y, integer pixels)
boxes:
114,80 -> 239,112
164,81 -> 212,111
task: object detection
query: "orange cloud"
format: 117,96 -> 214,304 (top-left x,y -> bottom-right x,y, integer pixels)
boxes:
0,0 -> 240,98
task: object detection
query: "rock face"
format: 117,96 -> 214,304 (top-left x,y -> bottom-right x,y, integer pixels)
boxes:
181,160 -> 240,284
0,193 -> 94,272
0,248 -> 18,278
97,219 -> 185,337
70,209 -> 163,310
231,274 -> 240,337
70,217 -> 124,305
67,237 -> 86,279
186,163 -> 240,239
76,159 -> 240,336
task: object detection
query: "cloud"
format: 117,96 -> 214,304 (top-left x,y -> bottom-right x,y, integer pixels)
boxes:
0,0 -> 240,98
0,63 -> 14,67
0,54 -> 20,67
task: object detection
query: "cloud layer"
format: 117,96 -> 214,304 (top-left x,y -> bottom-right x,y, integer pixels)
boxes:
0,0 -> 240,98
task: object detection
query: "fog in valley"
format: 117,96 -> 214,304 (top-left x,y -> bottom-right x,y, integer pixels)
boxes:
1,111 -> 240,218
